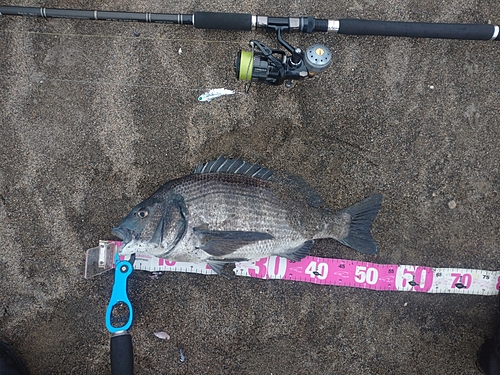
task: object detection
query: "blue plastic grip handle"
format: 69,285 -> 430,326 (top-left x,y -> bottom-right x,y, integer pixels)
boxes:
106,254 -> 134,333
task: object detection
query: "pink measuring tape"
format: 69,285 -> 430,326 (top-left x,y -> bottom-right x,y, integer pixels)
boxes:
91,241 -> 500,296
233,256 -> 500,295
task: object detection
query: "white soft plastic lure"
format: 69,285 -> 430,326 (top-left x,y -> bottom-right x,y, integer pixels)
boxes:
198,88 -> 235,102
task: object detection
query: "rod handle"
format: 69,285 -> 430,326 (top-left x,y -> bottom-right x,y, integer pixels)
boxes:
111,332 -> 134,375
193,11 -> 252,30
338,19 -> 500,40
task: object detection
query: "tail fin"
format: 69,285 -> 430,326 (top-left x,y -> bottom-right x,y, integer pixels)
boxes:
338,194 -> 383,254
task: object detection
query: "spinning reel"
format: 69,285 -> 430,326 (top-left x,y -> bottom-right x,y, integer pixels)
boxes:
235,29 -> 332,86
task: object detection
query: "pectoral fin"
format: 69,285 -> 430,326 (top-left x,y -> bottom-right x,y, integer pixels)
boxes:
194,228 -> 274,256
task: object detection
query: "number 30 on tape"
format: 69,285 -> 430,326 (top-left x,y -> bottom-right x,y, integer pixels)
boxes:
233,256 -> 500,296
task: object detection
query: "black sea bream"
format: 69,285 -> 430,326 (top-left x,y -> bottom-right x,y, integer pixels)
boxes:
112,157 -> 383,273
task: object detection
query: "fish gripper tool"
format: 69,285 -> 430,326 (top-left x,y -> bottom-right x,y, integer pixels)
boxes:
106,253 -> 135,375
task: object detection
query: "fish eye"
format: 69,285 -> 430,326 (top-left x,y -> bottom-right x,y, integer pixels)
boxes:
137,208 -> 149,218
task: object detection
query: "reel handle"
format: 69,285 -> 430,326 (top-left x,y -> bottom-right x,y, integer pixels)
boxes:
338,19 -> 500,41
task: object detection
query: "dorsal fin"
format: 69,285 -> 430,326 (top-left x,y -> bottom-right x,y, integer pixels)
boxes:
193,156 -> 273,181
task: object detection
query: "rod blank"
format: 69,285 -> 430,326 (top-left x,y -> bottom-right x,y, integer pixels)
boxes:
0,6 -> 193,24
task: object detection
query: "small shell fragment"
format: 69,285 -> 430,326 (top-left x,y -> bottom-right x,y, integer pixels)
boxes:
448,200 -> 457,209
154,331 -> 170,340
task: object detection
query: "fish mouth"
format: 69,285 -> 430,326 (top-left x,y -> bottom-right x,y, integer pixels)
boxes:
111,226 -> 133,244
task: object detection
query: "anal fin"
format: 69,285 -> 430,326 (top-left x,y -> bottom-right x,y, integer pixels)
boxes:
282,240 -> 314,262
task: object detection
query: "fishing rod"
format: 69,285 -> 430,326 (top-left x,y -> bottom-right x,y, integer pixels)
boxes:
1,6 -> 499,86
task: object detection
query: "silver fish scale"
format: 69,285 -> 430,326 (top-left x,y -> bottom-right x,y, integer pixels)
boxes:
169,173 -> 309,260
